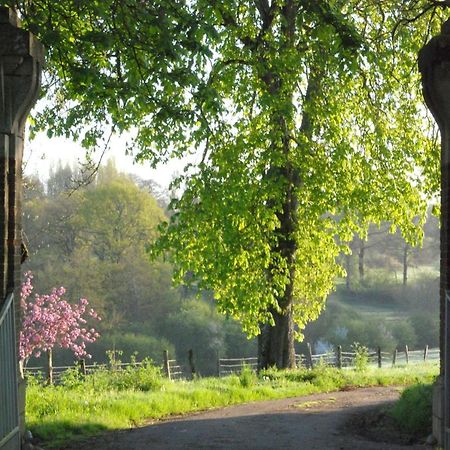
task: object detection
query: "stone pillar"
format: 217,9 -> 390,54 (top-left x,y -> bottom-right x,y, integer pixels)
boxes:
0,6 -> 43,443
419,19 -> 450,449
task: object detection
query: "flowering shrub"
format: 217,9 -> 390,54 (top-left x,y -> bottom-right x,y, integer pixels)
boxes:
19,272 -> 101,364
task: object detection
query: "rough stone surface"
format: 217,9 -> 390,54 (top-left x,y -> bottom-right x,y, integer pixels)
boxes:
419,19 -> 450,449
0,6 -> 43,446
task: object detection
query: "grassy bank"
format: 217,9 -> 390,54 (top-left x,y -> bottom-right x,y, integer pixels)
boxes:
390,382 -> 433,436
26,363 -> 438,448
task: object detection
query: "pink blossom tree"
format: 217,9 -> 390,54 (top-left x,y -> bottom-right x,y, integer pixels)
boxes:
19,272 -> 101,382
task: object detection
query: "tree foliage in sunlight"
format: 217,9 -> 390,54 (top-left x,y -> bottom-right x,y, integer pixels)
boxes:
8,0 -> 444,367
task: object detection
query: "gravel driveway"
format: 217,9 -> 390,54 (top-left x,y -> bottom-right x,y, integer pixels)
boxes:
61,386 -> 429,450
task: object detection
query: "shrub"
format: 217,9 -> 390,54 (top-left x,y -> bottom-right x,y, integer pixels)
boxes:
239,364 -> 257,388
392,322 -> 417,348
389,383 -> 433,436
90,359 -> 164,392
59,367 -> 85,388
351,342 -> 369,372
409,312 -> 439,348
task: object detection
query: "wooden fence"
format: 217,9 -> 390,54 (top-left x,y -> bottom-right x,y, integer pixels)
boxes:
24,344 -> 440,384
25,349 -> 196,384
25,360 -> 144,384
299,344 -> 439,370
218,344 -> 440,376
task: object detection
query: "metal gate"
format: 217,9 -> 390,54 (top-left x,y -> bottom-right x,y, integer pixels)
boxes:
0,293 -> 20,450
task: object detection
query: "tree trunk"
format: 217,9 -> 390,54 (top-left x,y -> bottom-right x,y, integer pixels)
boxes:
358,240 -> 365,281
255,0 -> 309,370
402,243 -> 409,286
345,254 -> 352,290
47,349 -> 53,385
258,162 -> 298,370
258,306 -> 296,369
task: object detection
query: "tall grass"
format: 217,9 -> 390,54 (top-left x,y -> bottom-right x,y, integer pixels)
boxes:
26,364 -> 438,448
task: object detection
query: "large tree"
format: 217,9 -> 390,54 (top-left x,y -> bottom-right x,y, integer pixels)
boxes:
8,0 -> 444,368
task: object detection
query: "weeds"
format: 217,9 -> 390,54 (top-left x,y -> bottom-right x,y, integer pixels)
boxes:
351,342 -> 369,372
238,364 -> 257,388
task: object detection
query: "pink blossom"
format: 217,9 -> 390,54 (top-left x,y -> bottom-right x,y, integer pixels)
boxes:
19,272 -> 101,363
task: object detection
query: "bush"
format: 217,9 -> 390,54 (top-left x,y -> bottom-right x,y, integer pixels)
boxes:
239,364 -> 257,388
389,383 -> 433,436
409,312 -> 439,348
391,322 -> 417,349
59,367 -> 85,388
90,359 -> 164,392
351,342 -> 369,372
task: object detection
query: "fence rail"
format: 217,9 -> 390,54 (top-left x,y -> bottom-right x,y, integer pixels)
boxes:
23,344 -> 441,385
0,293 -> 20,450
218,357 -> 258,377
300,344 -> 439,370
218,344 -> 439,376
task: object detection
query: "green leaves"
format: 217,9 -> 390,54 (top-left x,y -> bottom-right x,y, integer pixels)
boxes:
11,0 -> 442,340
23,164 -> 170,327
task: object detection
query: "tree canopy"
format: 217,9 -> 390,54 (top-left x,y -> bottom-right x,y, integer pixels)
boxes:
23,164 -> 170,324
7,0 -> 446,366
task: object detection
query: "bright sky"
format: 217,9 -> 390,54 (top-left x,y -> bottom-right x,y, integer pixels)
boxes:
23,131 -> 185,190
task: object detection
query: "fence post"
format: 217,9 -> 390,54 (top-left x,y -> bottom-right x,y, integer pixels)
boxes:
163,350 -> 171,380
336,345 -> 342,369
217,359 -> 221,378
217,351 -> 221,377
392,349 -> 397,366
47,349 -> 53,385
78,358 -> 87,377
377,347 -> 382,368
307,343 -> 314,369
424,344 -> 429,362
405,345 -> 409,364
188,349 -> 196,379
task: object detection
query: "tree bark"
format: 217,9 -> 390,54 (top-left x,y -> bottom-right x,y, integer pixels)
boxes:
345,254 -> 352,290
47,349 -> 53,385
358,239 -> 365,281
254,0 -> 299,370
258,305 -> 296,369
402,243 -> 409,286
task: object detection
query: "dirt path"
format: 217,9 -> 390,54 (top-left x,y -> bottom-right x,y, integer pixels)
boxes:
62,386 -> 429,450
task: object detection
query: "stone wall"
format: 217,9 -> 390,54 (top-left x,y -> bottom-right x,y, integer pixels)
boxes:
0,7 -> 43,444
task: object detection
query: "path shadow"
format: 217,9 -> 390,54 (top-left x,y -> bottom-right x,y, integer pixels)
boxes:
58,401 -> 426,450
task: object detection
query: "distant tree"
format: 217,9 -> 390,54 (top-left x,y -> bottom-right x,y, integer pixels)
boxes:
23,164 -> 176,331
410,312 -> 439,348
22,175 -> 45,202
347,226 -> 391,288
130,175 -> 169,210
47,162 -> 76,196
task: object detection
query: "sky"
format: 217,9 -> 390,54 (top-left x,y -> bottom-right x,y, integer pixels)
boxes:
23,131 -> 186,190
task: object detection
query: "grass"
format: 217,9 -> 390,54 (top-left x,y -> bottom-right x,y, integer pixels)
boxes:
26,363 -> 439,448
